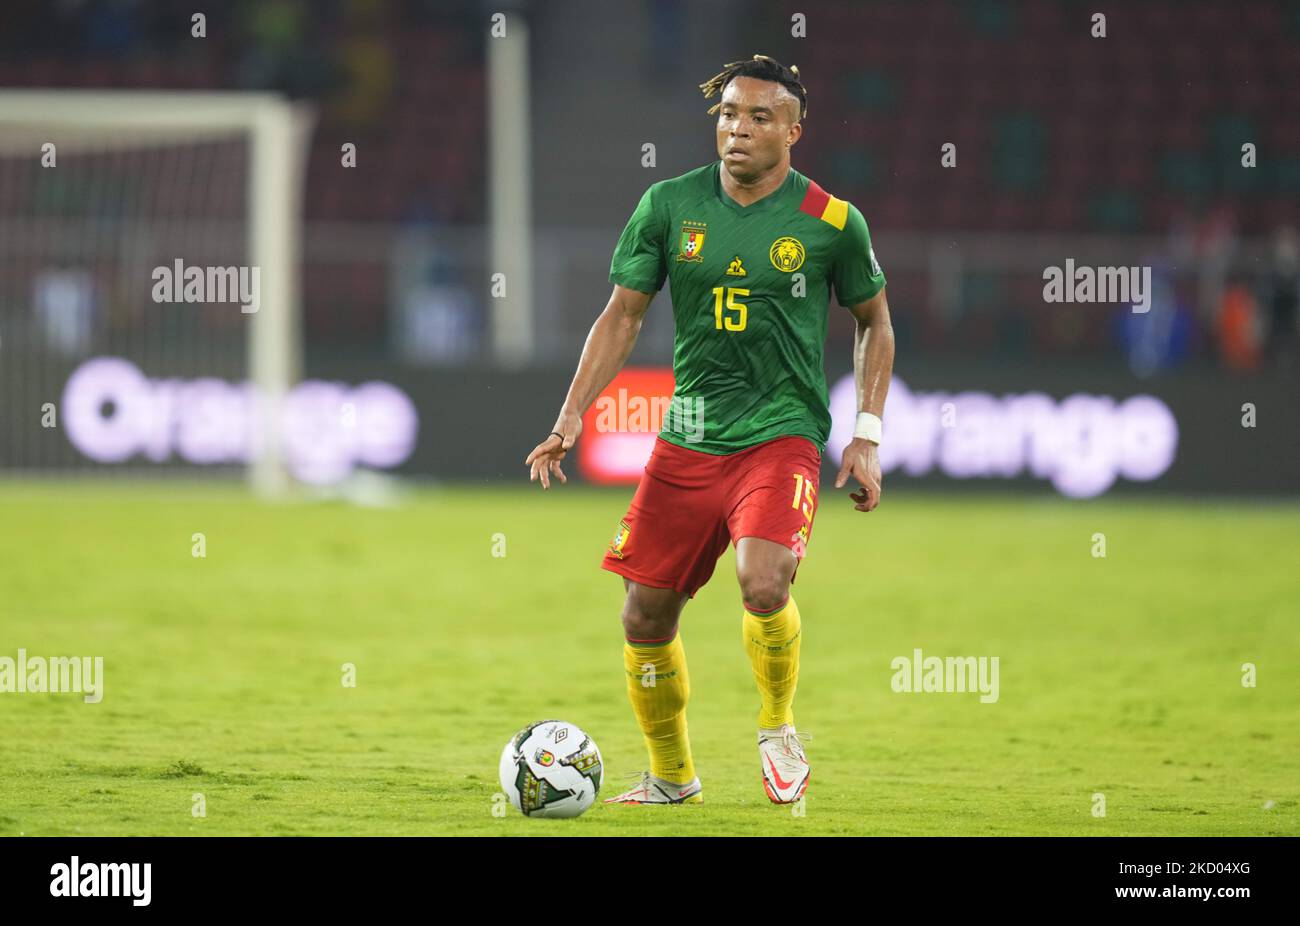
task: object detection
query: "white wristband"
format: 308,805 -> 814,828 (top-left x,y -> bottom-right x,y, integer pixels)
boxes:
853,412 -> 882,444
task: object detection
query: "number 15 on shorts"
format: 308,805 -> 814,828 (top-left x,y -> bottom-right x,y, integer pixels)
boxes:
792,472 -> 816,521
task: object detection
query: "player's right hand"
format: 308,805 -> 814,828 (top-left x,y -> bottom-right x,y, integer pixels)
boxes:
525,415 -> 582,489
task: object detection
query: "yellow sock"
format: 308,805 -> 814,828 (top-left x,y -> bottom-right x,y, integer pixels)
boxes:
623,632 -> 696,784
742,595 -> 802,729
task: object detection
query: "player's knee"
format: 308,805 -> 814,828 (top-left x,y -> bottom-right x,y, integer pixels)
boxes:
737,571 -> 790,615
621,610 -> 678,642
620,587 -> 681,641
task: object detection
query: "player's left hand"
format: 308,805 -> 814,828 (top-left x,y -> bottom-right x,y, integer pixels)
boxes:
834,437 -> 882,512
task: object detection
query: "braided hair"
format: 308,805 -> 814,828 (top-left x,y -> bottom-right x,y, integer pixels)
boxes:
699,54 -> 807,122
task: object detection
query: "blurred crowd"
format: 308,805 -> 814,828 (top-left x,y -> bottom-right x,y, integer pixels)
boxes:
2,0 -> 1296,374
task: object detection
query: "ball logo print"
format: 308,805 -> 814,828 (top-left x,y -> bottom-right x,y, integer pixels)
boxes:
498,720 -> 602,818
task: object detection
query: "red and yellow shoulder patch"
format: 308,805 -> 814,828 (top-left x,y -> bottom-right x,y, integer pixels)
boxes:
798,180 -> 849,230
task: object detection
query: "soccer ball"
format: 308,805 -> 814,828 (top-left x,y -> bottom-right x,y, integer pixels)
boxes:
498,719 -> 603,818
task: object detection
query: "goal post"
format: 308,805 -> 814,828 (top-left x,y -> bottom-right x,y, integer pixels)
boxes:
0,90 -> 313,495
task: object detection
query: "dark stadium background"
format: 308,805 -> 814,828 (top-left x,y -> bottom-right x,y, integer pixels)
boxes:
0,0 -> 1297,854
1,0 -> 1297,495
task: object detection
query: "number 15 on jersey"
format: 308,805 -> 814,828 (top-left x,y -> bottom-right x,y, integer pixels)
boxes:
712,286 -> 749,332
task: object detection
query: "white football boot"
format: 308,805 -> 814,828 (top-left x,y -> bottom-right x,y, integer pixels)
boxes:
603,770 -> 703,805
758,723 -> 812,804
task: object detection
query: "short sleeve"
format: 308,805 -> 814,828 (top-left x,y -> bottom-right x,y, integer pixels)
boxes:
832,203 -> 886,308
609,184 -> 668,294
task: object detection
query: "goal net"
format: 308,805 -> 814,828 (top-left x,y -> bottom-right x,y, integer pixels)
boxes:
0,91 -> 310,495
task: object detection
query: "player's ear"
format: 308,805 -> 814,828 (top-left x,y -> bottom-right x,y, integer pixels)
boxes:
786,120 -> 802,148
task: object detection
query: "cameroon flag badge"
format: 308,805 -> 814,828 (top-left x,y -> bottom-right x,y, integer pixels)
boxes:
677,222 -> 707,262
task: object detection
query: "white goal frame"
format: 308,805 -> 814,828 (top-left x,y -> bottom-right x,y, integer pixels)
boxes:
0,90 -> 313,496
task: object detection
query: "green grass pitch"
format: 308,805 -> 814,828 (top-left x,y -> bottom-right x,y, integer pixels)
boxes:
0,482 -> 1296,836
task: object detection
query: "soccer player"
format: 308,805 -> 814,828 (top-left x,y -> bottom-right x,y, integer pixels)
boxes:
524,55 -> 895,805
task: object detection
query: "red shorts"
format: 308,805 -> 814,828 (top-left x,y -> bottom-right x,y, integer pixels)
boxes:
600,434 -> 822,599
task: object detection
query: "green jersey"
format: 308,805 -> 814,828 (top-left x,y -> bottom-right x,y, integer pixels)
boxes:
608,160 -> 886,455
